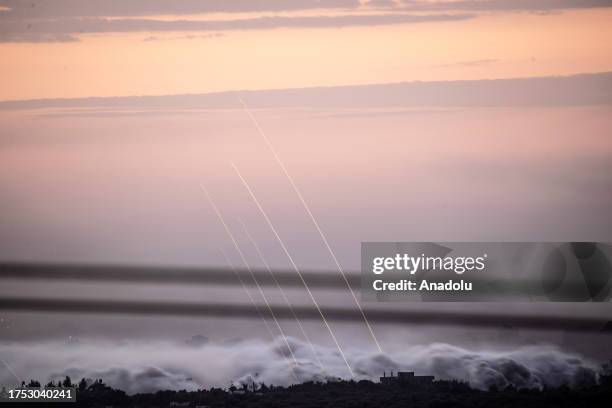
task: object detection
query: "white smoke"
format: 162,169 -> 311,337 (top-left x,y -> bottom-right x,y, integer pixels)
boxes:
0,338 -> 599,393
367,343 -> 599,390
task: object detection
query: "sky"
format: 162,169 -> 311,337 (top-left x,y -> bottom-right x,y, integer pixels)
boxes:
0,0 -> 612,100
1,0 -> 610,269
0,0 -> 611,390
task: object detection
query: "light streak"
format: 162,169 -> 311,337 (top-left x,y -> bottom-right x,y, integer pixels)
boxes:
0,357 -> 22,385
231,163 -> 354,377
202,187 -> 300,382
237,96 -> 383,354
218,249 -> 275,341
237,218 -> 325,371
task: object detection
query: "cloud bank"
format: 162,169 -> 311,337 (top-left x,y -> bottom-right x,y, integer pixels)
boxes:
396,0 -> 612,12
3,0 -> 610,42
0,0 -> 609,20
0,338 -> 600,393
0,13 -> 473,43
1,72 -> 610,110
0,0 -> 359,19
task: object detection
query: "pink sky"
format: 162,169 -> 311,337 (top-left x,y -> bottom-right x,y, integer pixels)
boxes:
0,1 -> 611,100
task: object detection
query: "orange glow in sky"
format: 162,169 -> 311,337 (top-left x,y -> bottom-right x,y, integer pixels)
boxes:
0,8 -> 611,100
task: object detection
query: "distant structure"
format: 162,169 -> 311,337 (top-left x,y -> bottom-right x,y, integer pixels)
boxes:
186,334 -> 209,347
380,371 -> 434,385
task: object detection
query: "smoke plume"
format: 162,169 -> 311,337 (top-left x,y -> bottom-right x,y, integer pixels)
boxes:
0,338 -> 599,393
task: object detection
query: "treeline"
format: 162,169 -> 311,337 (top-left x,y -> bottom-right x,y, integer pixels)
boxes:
8,364 -> 612,408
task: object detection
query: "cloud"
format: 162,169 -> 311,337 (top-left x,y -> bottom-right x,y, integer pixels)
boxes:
0,13 -> 474,42
1,0 -> 609,21
395,0 -> 612,12
0,339 -> 600,393
0,0 -> 360,18
0,33 -> 79,43
432,58 -> 499,68
2,0 -> 609,42
1,72 -> 610,110
142,33 -> 225,42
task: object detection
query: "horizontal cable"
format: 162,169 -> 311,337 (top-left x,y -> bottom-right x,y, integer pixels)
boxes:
0,297 -> 609,333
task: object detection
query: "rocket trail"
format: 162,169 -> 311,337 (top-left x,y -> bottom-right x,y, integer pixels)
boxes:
237,96 -> 384,354
231,163 -> 354,378
238,218 -> 325,370
202,188 -> 301,381
219,249 -> 276,342
0,357 -> 22,385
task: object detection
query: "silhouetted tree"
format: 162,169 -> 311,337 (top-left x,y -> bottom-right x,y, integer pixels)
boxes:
26,380 -> 40,388
11,374 -> 612,408
601,360 -> 612,386
62,376 -> 72,388
78,378 -> 88,392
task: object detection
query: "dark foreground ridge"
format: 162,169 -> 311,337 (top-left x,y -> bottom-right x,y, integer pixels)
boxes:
4,367 -> 612,408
